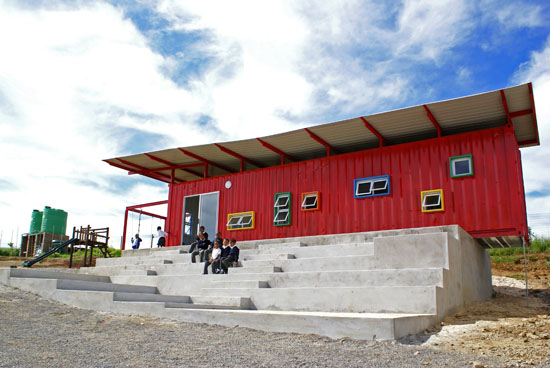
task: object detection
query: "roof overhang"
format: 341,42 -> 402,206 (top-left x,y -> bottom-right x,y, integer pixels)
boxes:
104,83 -> 540,184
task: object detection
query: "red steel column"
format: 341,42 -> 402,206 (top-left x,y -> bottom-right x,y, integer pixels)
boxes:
121,209 -> 129,251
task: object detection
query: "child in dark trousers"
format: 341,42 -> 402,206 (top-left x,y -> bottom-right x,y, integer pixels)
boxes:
203,241 -> 221,274
221,239 -> 239,274
213,238 -> 230,274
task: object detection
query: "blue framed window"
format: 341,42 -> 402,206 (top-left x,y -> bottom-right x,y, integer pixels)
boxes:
354,175 -> 391,199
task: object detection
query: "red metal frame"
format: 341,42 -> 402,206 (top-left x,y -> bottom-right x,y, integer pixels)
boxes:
178,148 -> 236,175
214,143 -> 265,171
257,138 -> 298,164
423,105 -> 442,137
105,160 -> 172,183
304,128 -> 339,156
121,200 -> 168,250
145,153 -> 203,179
527,82 -> 540,146
360,117 -> 386,147
500,90 -> 513,127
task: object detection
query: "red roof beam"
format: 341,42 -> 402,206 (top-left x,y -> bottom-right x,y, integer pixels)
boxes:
423,105 -> 442,137
116,158 -> 175,182
257,138 -> 298,165
145,152 -> 207,179
128,208 -> 167,220
360,117 -> 387,148
510,108 -> 532,118
528,82 -> 540,146
304,128 -> 339,156
178,148 -> 236,174
127,200 -> 168,210
214,143 -> 266,171
104,160 -> 171,183
128,162 -> 204,175
500,90 -> 513,128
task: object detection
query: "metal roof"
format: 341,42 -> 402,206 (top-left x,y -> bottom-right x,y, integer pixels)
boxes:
104,83 -> 540,184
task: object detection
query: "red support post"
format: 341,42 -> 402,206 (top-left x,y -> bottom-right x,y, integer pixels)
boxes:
257,138 -> 298,164
178,148 -> 236,174
214,143 -> 265,170
122,209 -> 128,251
360,117 -> 386,147
500,90 -> 513,127
304,128 -> 339,156
423,105 -> 442,137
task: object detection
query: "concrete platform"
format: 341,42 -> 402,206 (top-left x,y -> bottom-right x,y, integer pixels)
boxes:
0,225 -> 492,340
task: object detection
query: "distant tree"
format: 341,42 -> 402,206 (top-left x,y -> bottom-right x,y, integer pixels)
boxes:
7,242 -> 14,249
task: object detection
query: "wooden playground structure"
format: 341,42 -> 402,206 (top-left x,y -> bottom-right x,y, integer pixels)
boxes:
68,226 -> 111,268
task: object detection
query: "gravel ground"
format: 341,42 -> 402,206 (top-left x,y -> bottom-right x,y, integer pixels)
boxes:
0,285 -> 517,368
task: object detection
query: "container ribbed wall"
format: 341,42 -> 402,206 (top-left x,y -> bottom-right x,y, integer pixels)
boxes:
166,126 -> 528,245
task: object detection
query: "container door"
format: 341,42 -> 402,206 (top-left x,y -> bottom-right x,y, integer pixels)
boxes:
198,192 -> 219,240
182,192 -> 219,244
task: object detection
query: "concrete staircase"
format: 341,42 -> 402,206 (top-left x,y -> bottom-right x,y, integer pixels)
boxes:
0,225 -> 492,340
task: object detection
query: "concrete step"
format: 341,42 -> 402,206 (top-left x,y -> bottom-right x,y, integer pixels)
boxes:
240,242 -> 374,258
162,307 -> 437,340
258,241 -> 307,250
241,253 -> 295,261
112,292 -> 191,303
164,302 -> 244,310
96,256 -> 183,267
8,268 -> 111,283
55,279 -> 158,294
197,285 -> 440,314
189,295 -> 253,309
121,246 -> 189,257
221,265 -> 283,274
210,280 -> 270,289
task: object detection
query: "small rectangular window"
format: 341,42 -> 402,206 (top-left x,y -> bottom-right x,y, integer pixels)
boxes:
274,192 -> 291,226
354,175 -> 390,198
226,211 -> 255,231
421,189 -> 444,213
301,191 -> 320,211
450,154 -> 473,178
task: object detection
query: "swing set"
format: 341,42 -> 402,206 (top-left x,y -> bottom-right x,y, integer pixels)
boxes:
122,200 -> 168,250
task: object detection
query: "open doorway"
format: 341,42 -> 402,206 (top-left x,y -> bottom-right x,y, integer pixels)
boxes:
182,192 -> 219,244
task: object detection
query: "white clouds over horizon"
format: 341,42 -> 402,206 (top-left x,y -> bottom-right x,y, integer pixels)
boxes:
0,0 -> 550,246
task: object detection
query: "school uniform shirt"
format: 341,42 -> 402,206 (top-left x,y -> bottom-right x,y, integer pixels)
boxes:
221,245 -> 231,258
228,246 -> 239,261
211,248 -> 221,260
157,230 -> 168,238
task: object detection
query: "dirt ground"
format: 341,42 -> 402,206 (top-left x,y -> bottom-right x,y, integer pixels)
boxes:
1,251 -> 549,366
0,256 -> 95,268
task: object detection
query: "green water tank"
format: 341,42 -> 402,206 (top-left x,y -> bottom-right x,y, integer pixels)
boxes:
40,206 -> 68,235
29,209 -> 43,234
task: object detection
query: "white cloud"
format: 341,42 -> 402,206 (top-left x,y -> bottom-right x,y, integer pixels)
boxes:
514,37 -> 550,235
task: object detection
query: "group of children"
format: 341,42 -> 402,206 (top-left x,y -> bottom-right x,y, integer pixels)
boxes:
188,227 -> 240,274
130,226 -> 240,275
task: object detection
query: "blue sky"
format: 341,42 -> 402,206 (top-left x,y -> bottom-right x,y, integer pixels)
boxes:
1,0 -> 550,247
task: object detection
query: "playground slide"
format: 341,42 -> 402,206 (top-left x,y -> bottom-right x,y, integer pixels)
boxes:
22,238 -> 78,268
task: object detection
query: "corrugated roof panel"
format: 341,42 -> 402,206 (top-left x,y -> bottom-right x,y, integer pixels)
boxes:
308,118 -> 380,152
513,114 -> 537,142
104,83 -> 539,183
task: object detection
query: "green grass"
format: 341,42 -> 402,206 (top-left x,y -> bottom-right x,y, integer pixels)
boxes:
509,274 -> 525,280
488,237 -> 550,257
492,255 -> 516,264
0,248 -> 20,257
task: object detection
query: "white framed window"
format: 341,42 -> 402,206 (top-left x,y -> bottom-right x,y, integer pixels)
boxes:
421,189 -> 444,212
274,192 -> 291,226
226,211 -> 255,230
301,191 -> 319,211
450,154 -> 473,178
354,175 -> 390,198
